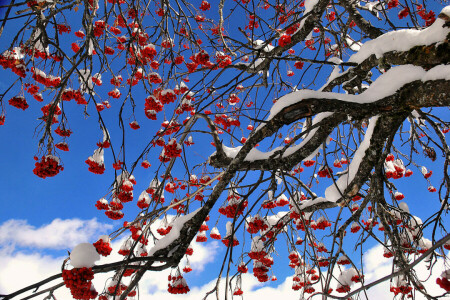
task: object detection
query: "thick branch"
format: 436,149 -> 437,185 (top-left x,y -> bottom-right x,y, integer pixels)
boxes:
209,80 -> 450,171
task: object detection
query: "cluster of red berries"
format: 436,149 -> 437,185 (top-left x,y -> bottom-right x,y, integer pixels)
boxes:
196,231 -> 208,242
219,200 -> 248,218
436,271 -> 450,292
159,139 -> 182,162
0,50 -> 27,77
107,89 -> 121,99
214,114 -> 240,131
140,43 -> 157,62
317,166 -> 333,178
237,263 -> 248,273
157,225 -> 172,236
311,216 -> 332,230
261,198 -> 277,209
33,155 -> 63,178
8,96 -> 29,110
55,127 -> 73,137
157,89 -> 176,105
55,142 -> 69,151
253,262 -> 269,282
168,275 -> 190,294
278,34 -> 291,47
190,50 -> 210,66
93,20 -> 106,37
144,95 -> 163,120
336,284 -> 351,293
85,158 -> 105,174
107,283 -> 128,296
247,216 -> 268,234
41,103 -> 62,124
62,268 -> 97,300
93,239 -> 112,257
390,284 -> 412,295
317,257 -> 330,267
216,53 -> 232,68
147,72 -> 162,84
61,88 -> 87,104
31,68 -> 61,88
105,210 -> 123,220
222,235 -> 239,247
160,120 -> 181,135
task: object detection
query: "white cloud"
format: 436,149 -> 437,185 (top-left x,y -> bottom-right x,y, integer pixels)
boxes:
1,217 -> 448,300
362,244 -> 450,300
0,218 -> 112,249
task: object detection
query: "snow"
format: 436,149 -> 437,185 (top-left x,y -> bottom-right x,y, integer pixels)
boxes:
31,28 -> 49,54
345,36 -> 362,52
148,208 -> 201,257
253,40 -> 274,52
325,115 -> 379,202
98,235 -> 110,243
70,243 -> 100,268
349,7 -> 450,64
297,197 -> 330,210
89,148 -> 104,164
299,0 -> 319,30
78,69 -> 93,93
268,64 -> 449,123
398,202 -> 410,213
87,39 -> 94,56
216,112 -> 332,163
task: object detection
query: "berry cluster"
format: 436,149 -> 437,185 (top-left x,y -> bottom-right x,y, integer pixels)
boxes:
167,275 -> 190,294
253,261 -> 269,282
214,114 -> 240,131
85,158 -> 105,174
247,215 -> 269,234
62,268 -> 97,300
196,231 -> 208,242
222,235 -> 239,247
436,270 -> 450,292
85,149 -> 105,174
55,127 -> 73,137
218,200 -> 248,218
8,96 -> 29,110
93,238 -> 112,257
317,166 -> 332,178
41,103 -> 62,124
144,95 -> 163,120
55,142 -> 69,151
33,155 -> 63,178
31,67 -> 61,88
158,89 -> 176,104
0,49 -> 27,77
61,88 -> 87,104
159,139 -> 182,162
209,227 -> 221,240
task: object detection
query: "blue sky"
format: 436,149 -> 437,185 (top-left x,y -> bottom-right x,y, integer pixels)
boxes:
0,0 -> 449,299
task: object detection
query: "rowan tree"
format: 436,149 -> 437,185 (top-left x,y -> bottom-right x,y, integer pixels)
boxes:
0,0 -> 449,299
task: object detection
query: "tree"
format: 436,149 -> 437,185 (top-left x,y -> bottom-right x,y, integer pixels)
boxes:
0,0 -> 449,298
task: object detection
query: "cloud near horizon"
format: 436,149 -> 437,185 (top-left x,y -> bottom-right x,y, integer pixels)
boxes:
0,218 -> 112,250
0,218 -> 449,300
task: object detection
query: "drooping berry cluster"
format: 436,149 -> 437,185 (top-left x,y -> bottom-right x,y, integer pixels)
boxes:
93,237 -> 112,257
8,96 -> 29,110
159,139 -> 182,162
62,268 -> 97,300
85,148 -> 105,174
167,274 -> 190,294
0,48 -> 27,77
61,88 -> 87,104
33,155 -> 63,178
